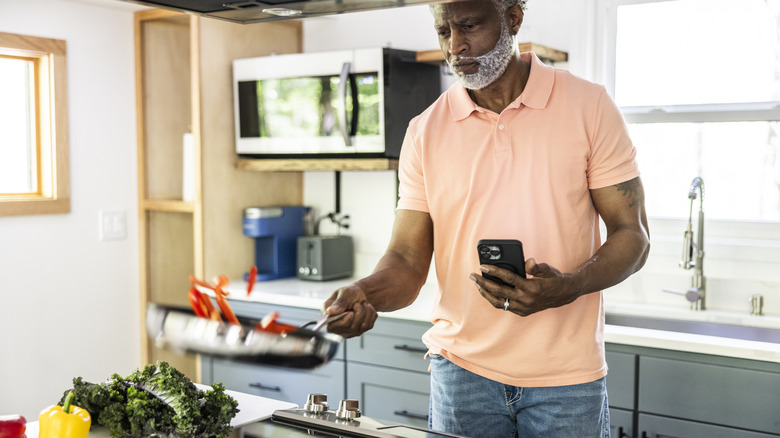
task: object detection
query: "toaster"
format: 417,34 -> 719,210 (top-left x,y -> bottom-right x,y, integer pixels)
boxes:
297,235 -> 354,281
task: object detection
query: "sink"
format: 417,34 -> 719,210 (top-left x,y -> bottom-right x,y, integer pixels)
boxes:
605,313 -> 780,343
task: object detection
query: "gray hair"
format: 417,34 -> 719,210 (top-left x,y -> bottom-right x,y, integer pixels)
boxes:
494,0 -> 528,11
431,0 -> 528,12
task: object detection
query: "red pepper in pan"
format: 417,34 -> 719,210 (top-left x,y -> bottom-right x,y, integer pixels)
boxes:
246,266 -> 257,297
254,311 -> 296,334
188,276 -> 222,322
198,290 -> 221,322
213,279 -> 240,326
189,275 -> 215,291
188,286 -> 208,319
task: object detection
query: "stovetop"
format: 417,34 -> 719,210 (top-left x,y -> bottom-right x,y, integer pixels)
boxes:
239,394 -> 467,438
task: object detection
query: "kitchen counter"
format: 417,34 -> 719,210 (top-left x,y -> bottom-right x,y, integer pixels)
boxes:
220,278 -> 780,364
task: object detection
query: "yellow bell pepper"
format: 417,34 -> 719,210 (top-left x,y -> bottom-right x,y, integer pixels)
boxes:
38,390 -> 91,438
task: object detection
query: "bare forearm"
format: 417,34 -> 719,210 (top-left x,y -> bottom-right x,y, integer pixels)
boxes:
354,250 -> 430,312
566,225 -> 650,298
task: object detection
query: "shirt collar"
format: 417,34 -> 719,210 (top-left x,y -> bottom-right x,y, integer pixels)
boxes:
447,51 -> 555,121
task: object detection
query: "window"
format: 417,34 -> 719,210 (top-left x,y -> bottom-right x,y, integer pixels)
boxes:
0,32 -> 69,216
603,0 -> 780,224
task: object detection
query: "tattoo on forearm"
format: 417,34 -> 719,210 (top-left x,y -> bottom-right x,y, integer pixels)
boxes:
616,178 -> 642,208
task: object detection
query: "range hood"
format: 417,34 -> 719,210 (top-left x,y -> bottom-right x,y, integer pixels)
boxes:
119,0 -> 447,24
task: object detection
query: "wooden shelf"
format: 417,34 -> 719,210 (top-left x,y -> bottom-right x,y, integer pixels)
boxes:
416,42 -> 568,64
143,199 -> 195,213
236,158 -> 399,172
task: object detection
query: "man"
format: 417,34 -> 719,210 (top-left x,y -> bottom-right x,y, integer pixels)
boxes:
323,0 -> 650,436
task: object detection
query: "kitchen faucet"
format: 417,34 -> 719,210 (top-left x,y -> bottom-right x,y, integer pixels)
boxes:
663,177 -> 706,311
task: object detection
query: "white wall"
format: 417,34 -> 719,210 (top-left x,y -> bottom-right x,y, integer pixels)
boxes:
0,0 -> 140,420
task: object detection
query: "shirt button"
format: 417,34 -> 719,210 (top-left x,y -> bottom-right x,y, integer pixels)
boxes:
498,124 -> 505,130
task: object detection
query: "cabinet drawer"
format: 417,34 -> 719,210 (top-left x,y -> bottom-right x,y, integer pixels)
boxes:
205,356 -> 345,406
638,413 -> 779,438
638,356 -> 780,434
226,301 -> 345,361
606,351 -> 636,410
346,317 -> 430,372
347,362 -> 430,429
609,407 -> 634,438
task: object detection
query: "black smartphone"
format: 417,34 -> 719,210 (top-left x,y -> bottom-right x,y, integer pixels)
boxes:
477,239 -> 526,287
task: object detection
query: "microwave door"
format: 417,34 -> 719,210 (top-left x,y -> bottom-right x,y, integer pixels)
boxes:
236,75 -> 350,155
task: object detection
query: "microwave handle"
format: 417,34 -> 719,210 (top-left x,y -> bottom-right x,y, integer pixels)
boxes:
349,72 -> 359,138
338,62 -> 353,146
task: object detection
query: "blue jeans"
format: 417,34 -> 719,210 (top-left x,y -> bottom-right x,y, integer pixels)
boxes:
428,354 -> 610,438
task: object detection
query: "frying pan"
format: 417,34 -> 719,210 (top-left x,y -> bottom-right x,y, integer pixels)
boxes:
146,304 -> 342,369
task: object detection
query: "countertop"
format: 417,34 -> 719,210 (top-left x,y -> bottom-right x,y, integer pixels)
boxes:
219,277 -> 780,364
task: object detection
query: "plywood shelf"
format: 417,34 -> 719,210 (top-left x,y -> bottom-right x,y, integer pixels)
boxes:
143,199 -> 195,213
236,158 -> 399,172
416,42 -> 568,64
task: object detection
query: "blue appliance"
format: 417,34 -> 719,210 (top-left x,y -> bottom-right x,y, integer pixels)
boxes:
243,206 -> 310,281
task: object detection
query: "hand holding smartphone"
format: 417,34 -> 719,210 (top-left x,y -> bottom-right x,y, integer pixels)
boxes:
477,239 -> 526,287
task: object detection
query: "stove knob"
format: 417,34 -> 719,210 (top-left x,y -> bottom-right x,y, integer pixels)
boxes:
304,393 -> 328,413
335,399 -> 361,420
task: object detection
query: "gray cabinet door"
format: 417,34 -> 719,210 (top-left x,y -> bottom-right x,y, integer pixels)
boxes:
205,356 -> 345,406
638,413 -> 779,438
347,361 -> 430,429
346,317 -> 430,372
639,356 -> 780,434
606,351 -> 636,410
610,407 -> 634,438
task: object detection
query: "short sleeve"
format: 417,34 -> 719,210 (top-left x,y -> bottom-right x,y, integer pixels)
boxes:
586,87 -> 640,189
396,121 -> 430,213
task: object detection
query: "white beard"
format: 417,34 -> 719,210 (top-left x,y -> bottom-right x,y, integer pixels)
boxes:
448,22 -> 515,90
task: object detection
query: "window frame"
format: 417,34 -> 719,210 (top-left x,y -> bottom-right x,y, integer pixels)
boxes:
0,32 -> 69,216
600,0 -> 780,241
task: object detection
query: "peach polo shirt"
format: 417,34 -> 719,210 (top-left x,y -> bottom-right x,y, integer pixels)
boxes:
396,52 -> 639,387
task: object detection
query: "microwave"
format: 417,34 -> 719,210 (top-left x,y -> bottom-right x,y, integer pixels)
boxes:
233,47 -> 441,158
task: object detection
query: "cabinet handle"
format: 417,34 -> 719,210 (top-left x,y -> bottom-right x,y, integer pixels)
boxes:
393,344 -> 428,354
393,410 -> 429,421
249,382 -> 281,392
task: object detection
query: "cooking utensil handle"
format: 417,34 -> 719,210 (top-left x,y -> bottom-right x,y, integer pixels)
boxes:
393,344 -> 428,354
338,62 -> 353,146
301,313 -> 348,331
249,382 -> 281,392
393,410 -> 429,421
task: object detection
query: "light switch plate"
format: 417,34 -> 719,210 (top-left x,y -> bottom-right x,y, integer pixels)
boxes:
99,209 -> 127,241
